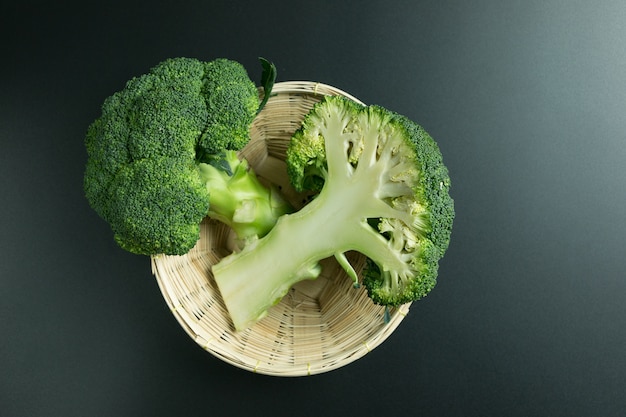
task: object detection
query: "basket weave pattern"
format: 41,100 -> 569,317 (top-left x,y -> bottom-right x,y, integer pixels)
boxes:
151,82 -> 411,376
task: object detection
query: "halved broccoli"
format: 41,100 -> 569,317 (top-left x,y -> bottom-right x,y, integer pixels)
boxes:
212,95 -> 454,330
84,57 -> 291,256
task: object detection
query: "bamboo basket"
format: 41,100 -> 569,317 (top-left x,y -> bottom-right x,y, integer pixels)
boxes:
151,81 -> 411,376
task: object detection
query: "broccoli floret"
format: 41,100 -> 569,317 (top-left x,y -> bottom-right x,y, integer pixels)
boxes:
196,58 -> 260,156
212,95 -> 454,330
84,57 -> 290,256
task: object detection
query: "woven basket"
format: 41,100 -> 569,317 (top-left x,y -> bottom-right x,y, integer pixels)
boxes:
151,81 -> 411,376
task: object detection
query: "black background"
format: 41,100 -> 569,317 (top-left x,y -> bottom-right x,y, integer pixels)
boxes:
2,1 -> 625,416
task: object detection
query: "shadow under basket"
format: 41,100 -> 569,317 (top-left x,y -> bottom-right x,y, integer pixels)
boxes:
151,81 -> 411,376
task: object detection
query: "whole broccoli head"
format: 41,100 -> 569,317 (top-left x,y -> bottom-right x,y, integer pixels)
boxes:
212,95 -> 454,330
84,57 -> 289,256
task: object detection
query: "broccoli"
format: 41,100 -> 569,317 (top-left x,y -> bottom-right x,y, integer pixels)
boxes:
212,95 -> 454,331
84,57 -> 291,256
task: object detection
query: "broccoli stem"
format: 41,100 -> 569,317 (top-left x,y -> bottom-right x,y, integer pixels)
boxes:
197,152 -> 293,244
212,154 -> 409,331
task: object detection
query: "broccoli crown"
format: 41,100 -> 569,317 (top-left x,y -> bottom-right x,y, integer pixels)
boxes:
287,95 -> 454,306
84,57 -> 260,255
212,95 -> 454,330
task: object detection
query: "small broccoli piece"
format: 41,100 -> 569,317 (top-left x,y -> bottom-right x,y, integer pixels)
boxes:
84,57 -> 290,256
212,95 -> 454,330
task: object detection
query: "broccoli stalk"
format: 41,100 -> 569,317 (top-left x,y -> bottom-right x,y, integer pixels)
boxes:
212,96 -> 454,331
198,150 -> 291,246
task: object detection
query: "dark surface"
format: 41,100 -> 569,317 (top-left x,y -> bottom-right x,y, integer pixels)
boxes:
2,2 -> 625,416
